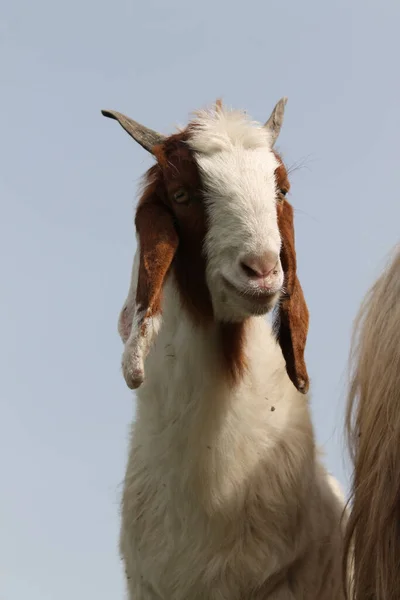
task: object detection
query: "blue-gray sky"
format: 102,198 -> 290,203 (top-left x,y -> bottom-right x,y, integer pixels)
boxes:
1,0 -> 399,598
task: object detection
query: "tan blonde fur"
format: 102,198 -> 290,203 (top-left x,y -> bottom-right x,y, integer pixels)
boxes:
344,245 -> 400,599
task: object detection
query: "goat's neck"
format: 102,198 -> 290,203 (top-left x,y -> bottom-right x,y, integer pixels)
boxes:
136,276 -> 304,433
134,277 -> 313,513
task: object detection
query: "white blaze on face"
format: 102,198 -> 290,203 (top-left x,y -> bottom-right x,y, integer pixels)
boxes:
187,108 -> 283,318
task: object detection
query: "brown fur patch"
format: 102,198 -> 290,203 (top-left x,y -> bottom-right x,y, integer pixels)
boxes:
154,132 -> 214,325
135,171 -> 179,321
219,322 -> 248,383
270,153 -> 310,393
275,198 -> 310,394
274,153 -> 291,195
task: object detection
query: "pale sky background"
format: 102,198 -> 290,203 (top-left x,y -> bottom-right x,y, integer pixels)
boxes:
1,0 -> 400,598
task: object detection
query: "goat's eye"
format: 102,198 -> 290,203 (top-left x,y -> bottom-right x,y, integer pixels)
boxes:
278,189 -> 287,202
173,189 -> 189,204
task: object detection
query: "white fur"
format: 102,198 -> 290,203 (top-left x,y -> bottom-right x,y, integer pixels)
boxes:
188,109 -> 283,321
122,308 -> 162,389
117,240 -> 162,389
119,108 -> 346,599
120,278 -> 345,599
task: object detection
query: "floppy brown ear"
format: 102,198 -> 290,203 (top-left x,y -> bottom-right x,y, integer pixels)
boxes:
102,109 -> 179,389
120,173 -> 179,389
274,199 -> 310,394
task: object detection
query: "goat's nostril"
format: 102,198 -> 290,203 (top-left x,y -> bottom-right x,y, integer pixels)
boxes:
241,261 -> 261,279
240,252 -> 279,279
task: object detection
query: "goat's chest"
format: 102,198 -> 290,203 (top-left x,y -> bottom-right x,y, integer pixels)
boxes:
120,420 -> 307,600
121,463 -> 279,600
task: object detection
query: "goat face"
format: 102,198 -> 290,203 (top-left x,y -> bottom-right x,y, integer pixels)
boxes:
102,99 -> 310,394
188,121 -> 285,321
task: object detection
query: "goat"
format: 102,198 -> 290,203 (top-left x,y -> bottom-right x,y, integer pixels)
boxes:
343,244 -> 400,599
102,99 -> 346,599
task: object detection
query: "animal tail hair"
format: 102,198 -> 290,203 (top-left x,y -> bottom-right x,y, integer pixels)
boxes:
344,244 -> 400,599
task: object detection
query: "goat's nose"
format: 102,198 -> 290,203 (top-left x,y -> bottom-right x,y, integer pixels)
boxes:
240,251 -> 279,279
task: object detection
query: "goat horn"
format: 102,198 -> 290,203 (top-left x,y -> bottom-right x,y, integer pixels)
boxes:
101,109 -> 166,154
264,97 -> 288,147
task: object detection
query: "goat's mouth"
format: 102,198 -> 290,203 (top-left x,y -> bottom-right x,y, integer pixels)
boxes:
222,276 -> 280,313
